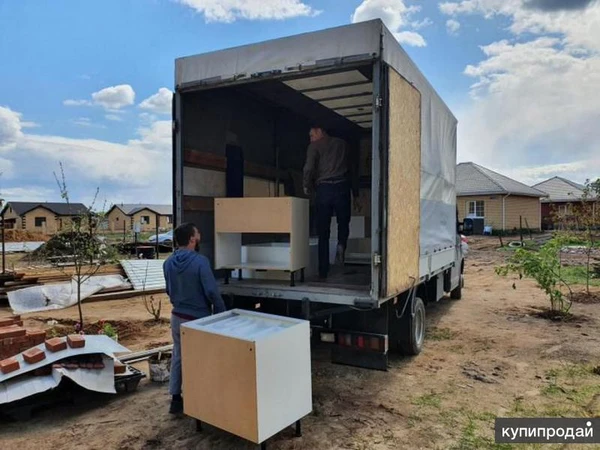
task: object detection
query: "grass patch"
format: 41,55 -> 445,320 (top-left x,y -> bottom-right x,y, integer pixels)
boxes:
452,418 -> 512,450
427,327 -> 457,341
560,265 -> 600,287
412,392 -> 442,408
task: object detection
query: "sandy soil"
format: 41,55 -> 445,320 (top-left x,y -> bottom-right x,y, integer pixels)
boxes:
1,239 -> 600,450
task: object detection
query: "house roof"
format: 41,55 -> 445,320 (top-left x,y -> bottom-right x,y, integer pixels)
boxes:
111,204 -> 172,216
456,163 -> 547,198
532,176 -> 587,203
2,202 -> 89,217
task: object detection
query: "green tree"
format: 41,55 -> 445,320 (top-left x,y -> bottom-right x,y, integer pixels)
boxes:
496,235 -> 573,314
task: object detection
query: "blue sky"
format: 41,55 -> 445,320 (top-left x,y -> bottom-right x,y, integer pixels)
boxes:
0,0 -> 598,205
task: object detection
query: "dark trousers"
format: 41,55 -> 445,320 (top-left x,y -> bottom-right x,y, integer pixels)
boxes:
316,181 -> 351,278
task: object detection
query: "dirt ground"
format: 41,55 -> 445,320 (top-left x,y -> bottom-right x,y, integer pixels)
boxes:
1,238 -> 600,450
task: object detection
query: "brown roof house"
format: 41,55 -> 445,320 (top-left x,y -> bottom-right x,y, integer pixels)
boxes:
456,163 -> 547,233
0,202 -> 89,235
106,204 -> 173,233
532,177 -> 595,230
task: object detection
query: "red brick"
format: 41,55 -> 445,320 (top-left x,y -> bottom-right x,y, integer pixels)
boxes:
27,329 -> 46,339
67,334 -> 85,349
0,316 -> 21,327
0,326 -> 26,339
93,362 -> 105,369
45,337 -> 67,353
23,347 -> 46,364
114,361 -> 127,375
0,357 -> 20,374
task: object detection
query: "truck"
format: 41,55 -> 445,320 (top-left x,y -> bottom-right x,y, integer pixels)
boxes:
172,19 -> 464,370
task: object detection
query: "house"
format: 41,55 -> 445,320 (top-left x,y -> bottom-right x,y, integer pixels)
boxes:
0,202 -> 89,234
106,204 -> 173,233
456,162 -> 547,232
532,176 -> 592,230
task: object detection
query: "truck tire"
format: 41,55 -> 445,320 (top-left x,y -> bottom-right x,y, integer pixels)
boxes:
398,297 -> 425,356
450,275 -> 463,300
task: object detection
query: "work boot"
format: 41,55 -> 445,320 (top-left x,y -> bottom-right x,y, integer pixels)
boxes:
169,395 -> 184,414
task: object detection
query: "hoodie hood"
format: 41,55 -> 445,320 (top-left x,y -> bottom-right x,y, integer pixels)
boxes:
170,249 -> 196,273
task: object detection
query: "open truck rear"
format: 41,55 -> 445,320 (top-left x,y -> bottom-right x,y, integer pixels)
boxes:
172,19 -> 464,370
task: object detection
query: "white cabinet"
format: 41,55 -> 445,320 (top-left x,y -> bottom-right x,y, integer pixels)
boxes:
181,309 -> 312,445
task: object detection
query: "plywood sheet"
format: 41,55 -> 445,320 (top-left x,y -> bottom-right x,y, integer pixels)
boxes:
283,71 -> 368,91
215,197 -> 294,233
386,69 -> 421,297
321,94 -> 372,110
183,167 -> 226,197
244,177 -> 285,197
290,197 -> 310,272
181,328 -> 259,443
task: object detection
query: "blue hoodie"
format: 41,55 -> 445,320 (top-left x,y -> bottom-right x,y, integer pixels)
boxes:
163,249 -> 226,319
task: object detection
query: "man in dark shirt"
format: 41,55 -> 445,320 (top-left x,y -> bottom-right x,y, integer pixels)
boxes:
163,222 -> 226,414
303,125 -> 359,279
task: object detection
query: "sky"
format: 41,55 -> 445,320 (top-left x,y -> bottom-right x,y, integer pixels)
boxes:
0,0 -> 598,206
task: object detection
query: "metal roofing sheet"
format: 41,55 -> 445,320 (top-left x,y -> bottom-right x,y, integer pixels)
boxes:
3,242 -> 45,253
120,259 -> 165,291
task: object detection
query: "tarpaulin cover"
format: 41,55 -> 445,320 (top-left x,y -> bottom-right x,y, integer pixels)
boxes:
0,336 -> 130,404
7,275 -> 131,314
176,19 -> 458,277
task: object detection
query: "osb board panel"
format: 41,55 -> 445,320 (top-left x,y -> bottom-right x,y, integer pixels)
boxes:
386,69 -> 421,297
215,197 -> 295,233
183,196 -> 215,212
181,327 -> 259,443
290,198 -> 310,271
244,177 -> 285,198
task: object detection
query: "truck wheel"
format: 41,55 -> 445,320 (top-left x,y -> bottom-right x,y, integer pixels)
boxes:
450,275 -> 463,300
398,297 -> 425,356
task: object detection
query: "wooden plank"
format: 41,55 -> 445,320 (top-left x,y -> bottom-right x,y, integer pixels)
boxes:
183,196 -> 215,212
181,327 -> 259,443
386,69 -> 421,297
184,149 -> 227,171
215,198 -> 294,233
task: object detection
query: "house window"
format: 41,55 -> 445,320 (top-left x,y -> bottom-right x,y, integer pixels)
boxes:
557,204 -> 572,216
467,201 -> 485,217
167,215 -> 173,224
35,217 -> 47,227
116,216 -> 119,221
141,216 -> 150,225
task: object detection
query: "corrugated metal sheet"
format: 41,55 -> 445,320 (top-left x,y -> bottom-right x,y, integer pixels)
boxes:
120,259 -> 165,291
3,242 -> 45,253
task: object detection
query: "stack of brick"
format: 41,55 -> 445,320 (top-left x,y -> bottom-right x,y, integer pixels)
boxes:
0,315 -> 47,360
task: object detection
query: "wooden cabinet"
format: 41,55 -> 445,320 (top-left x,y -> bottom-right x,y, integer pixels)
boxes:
214,197 -> 309,283
181,309 -> 312,445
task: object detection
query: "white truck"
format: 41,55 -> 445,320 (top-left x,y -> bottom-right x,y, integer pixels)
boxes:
172,19 -> 464,370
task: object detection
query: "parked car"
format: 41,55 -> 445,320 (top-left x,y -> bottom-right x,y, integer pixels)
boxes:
147,230 -> 173,246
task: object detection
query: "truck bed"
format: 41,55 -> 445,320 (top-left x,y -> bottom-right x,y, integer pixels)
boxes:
219,265 -> 373,306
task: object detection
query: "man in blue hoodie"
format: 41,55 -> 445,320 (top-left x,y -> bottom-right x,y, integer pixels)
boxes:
163,222 -> 226,414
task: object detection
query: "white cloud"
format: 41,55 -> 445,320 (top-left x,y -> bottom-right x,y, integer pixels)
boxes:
394,31 -> 427,47
0,186 -> 55,202
177,0 -> 320,23
352,0 -> 427,47
139,88 -> 172,115
0,106 -> 172,203
105,114 -> 123,122
72,117 -> 106,128
443,0 -> 600,185
64,84 -> 136,111
63,99 -> 92,107
411,17 -> 433,29
91,84 -> 135,110
0,106 -> 23,151
446,18 -> 461,35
